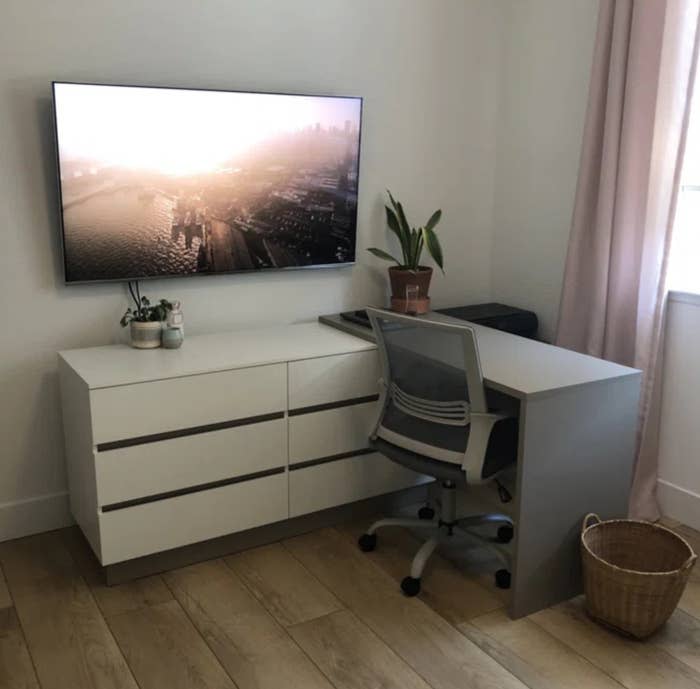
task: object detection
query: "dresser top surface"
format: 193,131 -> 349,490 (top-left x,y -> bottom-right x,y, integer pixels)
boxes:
59,322 -> 375,389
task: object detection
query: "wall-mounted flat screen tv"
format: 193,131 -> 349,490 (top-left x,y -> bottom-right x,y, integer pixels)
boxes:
52,82 -> 363,283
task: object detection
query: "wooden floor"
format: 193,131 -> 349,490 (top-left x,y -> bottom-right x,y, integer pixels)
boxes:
1,515 -> 699,689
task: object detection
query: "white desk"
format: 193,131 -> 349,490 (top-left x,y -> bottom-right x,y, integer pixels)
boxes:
321,312 -> 642,618
60,316 -> 641,618
321,311 -> 637,399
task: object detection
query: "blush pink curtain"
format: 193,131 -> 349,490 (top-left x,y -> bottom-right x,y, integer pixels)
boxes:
556,0 -> 700,519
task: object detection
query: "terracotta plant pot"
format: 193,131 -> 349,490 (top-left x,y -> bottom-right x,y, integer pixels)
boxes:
130,321 -> 163,349
388,266 -> 433,314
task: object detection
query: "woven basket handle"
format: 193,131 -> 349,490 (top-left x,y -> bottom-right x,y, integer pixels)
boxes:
581,512 -> 601,536
682,551 -> 698,572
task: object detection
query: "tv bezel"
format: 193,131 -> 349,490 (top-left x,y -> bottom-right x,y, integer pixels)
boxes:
51,80 -> 364,285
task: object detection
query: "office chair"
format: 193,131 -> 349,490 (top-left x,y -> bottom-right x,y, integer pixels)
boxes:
358,308 -> 517,596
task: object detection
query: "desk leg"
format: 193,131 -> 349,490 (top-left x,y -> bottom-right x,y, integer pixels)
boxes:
508,375 -> 641,619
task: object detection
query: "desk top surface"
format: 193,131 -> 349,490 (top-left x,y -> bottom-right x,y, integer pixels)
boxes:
319,312 -> 640,399
60,312 -> 640,398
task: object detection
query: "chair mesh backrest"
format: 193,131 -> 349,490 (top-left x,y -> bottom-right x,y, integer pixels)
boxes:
368,309 -> 486,458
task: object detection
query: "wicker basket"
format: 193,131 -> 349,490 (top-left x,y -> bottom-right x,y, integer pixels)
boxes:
581,513 -> 697,639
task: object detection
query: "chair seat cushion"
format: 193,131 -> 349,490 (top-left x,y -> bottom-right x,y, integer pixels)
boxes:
370,437 -> 468,484
371,416 -> 518,482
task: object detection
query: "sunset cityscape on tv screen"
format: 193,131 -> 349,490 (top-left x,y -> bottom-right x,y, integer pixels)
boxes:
53,83 -> 362,282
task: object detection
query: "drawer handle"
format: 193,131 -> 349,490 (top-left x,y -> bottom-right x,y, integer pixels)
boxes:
97,411 -> 284,451
102,466 -> 285,512
289,394 -> 379,417
289,448 -> 374,471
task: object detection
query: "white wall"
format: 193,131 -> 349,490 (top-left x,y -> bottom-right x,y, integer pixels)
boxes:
658,293 -> 700,530
0,0 -> 506,538
491,0 -> 598,341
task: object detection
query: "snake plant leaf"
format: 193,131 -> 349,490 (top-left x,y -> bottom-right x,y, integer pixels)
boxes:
422,226 -> 444,272
385,205 -> 410,265
385,206 -> 403,242
415,234 -> 424,267
394,201 -> 411,236
387,189 -> 400,213
394,202 -> 412,265
367,247 -> 400,264
386,191 -> 408,233
425,209 -> 442,232
409,228 -> 422,268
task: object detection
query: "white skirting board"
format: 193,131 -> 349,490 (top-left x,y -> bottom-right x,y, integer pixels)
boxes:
658,479 -> 700,531
0,492 -> 74,542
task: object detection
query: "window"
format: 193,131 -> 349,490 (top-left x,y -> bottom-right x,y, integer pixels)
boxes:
669,68 -> 700,293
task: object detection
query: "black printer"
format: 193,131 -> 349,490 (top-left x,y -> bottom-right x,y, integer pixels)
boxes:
340,302 -> 539,340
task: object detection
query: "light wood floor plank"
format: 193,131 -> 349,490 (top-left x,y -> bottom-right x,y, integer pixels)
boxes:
108,599 -> 235,689
682,579 -> 700,622
663,523 -> 700,620
0,531 -> 77,583
337,518 -> 504,623
3,521 -> 698,689
0,607 -> 40,689
9,573 -> 138,689
465,608 -> 624,689
61,526 -> 172,617
0,564 -> 11,610
0,532 -> 137,689
459,623 -> 563,689
225,542 -> 342,626
165,559 -> 334,689
289,608 -> 432,689
651,608 -> 700,673
285,527 -> 528,689
92,574 -> 173,619
531,598 -> 700,689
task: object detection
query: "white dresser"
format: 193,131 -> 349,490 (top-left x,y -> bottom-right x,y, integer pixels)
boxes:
59,322 -> 429,566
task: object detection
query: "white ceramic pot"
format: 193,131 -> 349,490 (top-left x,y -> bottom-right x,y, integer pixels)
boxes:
130,321 -> 163,349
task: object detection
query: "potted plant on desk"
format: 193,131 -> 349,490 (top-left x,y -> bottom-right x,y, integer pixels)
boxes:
367,191 -> 444,314
120,283 -> 173,349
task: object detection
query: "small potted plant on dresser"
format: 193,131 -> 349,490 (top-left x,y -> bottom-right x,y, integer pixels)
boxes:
120,285 -> 173,349
367,191 -> 444,314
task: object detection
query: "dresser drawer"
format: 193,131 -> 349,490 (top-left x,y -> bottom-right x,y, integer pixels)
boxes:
98,472 -> 288,564
289,451 -> 430,517
94,417 -> 287,507
288,350 -> 380,410
90,363 -> 286,445
288,401 -> 378,465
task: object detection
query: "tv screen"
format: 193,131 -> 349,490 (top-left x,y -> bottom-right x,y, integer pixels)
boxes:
52,82 -> 362,283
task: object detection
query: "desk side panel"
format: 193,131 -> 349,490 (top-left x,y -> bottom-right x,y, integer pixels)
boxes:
58,358 -> 101,558
510,374 -> 641,618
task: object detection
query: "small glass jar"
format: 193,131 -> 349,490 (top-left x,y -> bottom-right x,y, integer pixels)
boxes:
162,327 -> 184,349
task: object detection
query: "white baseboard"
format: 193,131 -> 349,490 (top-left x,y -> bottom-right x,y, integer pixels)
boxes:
658,479 -> 700,531
0,492 -> 74,542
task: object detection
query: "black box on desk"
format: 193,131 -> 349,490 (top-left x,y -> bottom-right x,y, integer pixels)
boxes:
436,303 -> 538,339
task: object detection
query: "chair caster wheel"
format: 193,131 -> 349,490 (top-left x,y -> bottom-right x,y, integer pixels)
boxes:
418,506 -> 435,520
495,569 -> 511,589
497,525 -> 514,543
401,576 -> 421,596
358,533 -> 377,552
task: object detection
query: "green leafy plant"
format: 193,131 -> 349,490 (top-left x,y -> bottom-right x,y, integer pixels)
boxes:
368,190 -> 444,272
120,282 -> 173,326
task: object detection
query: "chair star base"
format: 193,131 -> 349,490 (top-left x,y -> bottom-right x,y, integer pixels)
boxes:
359,480 -> 514,595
